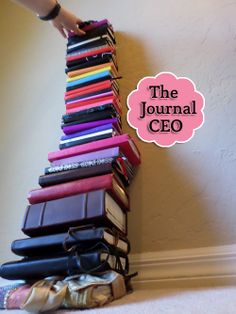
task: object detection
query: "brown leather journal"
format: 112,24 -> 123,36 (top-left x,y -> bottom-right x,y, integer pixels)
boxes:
22,190 -> 127,237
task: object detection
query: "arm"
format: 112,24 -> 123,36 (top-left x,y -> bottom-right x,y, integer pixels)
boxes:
12,0 -> 85,38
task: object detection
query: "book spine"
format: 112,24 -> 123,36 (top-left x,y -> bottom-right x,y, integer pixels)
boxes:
59,133 -> 112,150
24,189 -> 127,237
45,157 -> 114,174
50,147 -> 119,166
66,46 -> 114,63
28,174 -> 113,205
63,103 -> 113,122
48,134 -> 140,167
48,135 -> 126,161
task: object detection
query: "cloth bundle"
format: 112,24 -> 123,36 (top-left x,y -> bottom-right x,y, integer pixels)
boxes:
0,271 -> 126,312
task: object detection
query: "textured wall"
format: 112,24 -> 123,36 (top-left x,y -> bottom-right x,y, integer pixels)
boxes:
0,0 -> 235,262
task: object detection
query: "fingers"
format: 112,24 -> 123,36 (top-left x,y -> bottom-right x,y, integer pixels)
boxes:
73,25 -> 86,36
50,7 -> 86,38
56,21 -> 86,37
68,18 -> 85,36
76,18 -> 83,25
51,20 -> 67,38
57,26 -> 67,38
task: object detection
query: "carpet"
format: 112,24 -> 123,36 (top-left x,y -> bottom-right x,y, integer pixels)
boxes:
1,283 -> 236,313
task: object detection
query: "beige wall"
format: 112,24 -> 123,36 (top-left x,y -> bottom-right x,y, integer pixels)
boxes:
0,0 -> 236,262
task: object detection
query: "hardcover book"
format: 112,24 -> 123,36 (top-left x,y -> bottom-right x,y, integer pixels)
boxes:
28,173 -> 129,210
66,62 -> 116,79
61,108 -> 120,128
39,162 -> 126,187
66,46 -> 115,66
24,190 -> 127,236
48,134 -> 141,167
0,250 -> 128,280
50,146 -> 127,166
12,227 -> 130,257
62,117 -> 121,135
59,123 -> 121,150
65,54 -> 117,74
40,157 -> 132,187
65,97 -> 121,115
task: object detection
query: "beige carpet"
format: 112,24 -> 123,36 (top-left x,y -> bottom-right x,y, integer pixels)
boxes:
59,287 -> 236,314
1,286 -> 236,313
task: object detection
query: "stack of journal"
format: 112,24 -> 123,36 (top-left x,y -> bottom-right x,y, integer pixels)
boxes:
0,19 -> 141,311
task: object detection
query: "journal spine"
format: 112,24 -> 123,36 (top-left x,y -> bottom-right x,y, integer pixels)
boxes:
23,190 -> 127,237
39,162 -> 113,187
45,157 -> 114,174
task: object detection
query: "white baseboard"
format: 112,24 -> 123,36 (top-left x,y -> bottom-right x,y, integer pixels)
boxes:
129,244 -> 236,288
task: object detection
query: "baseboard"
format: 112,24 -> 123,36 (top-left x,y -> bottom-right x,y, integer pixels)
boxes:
129,244 -> 236,289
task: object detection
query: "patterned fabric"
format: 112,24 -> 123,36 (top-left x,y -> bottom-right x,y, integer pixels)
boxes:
0,271 -> 126,312
0,284 -> 28,309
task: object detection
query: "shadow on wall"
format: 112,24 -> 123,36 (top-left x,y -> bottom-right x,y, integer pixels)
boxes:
116,32 -> 222,254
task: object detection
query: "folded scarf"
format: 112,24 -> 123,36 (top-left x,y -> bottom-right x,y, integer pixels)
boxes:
0,270 -> 126,312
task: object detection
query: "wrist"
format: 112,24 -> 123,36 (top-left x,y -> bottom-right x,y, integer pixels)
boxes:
37,1 -> 61,21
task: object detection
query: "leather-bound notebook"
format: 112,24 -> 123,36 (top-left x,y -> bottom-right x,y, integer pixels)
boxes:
66,65 -> 118,84
23,190 -> 127,236
59,129 -> 113,150
65,89 -> 116,105
66,76 -> 113,92
59,122 -> 120,150
28,173 -> 129,211
61,108 -> 119,127
65,96 -> 121,114
39,162 -> 119,187
66,46 -> 115,64
64,80 -> 118,99
81,19 -> 113,32
65,97 -> 120,113
66,51 -> 117,69
48,134 -> 141,167
67,23 -> 115,53
60,122 -> 121,141
40,157 -> 131,187
12,227 -> 130,257
67,62 -> 115,79
68,29 -> 115,47
0,249 -> 128,280
62,117 -> 121,135
65,54 -> 115,73
67,38 -> 115,58
66,65 -> 117,84
66,71 -> 117,92
50,146 -> 123,167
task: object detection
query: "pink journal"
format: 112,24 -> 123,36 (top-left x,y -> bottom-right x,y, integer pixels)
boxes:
48,134 -> 141,166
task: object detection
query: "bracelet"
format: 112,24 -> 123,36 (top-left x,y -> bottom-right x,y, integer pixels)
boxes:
38,1 -> 61,21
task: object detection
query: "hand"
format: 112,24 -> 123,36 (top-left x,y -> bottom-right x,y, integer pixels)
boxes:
50,6 -> 85,38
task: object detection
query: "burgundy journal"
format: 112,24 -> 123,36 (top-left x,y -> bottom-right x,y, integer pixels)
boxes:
23,190 -> 127,236
28,173 -> 129,211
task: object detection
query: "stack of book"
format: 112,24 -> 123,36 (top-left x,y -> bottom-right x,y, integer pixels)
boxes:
0,19 -> 141,300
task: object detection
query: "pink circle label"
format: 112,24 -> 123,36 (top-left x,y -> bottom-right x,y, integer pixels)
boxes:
127,72 -> 205,147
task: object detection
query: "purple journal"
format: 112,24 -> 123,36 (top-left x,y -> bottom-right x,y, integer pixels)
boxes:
62,118 -> 120,134
50,147 -> 120,166
61,123 -> 117,141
